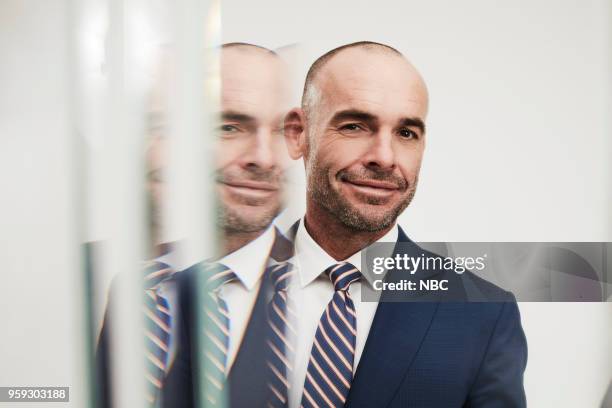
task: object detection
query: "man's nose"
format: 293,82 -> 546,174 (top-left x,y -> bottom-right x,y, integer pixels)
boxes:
242,128 -> 278,170
363,131 -> 396,170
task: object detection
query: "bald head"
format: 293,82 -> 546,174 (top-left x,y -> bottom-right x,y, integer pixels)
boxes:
222,42 -> 277,55
302,42 -> 401,105
220,43 -> 289,113
301,41 -> 428,121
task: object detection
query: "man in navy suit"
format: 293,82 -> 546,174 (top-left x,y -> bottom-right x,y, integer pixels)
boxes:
97,43 -> 294,408
283,41 -> 528,407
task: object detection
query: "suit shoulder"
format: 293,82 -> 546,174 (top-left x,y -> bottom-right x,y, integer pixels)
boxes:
459,270 -> 516,302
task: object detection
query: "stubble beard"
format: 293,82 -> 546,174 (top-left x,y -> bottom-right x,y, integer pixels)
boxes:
217,201 -> 281,234
216,168 -> 283,234
307,153 -> 418,233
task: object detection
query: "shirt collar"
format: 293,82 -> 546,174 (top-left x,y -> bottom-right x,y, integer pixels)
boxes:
294,218 -> 398,288
217,224 -> 276,290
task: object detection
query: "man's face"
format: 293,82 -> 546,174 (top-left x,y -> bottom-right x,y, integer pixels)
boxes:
146,132 -> 167,236
215,47 -> 289,233
303,48 -> 428,231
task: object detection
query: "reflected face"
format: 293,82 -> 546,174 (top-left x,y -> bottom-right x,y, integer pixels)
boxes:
305,48 -> 428,231
146,132 -> 167,239
216,47 -> 290,233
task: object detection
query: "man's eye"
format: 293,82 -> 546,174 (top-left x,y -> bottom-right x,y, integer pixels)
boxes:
148,170 -> 164,183
399,128 -> 418,139
339,123 -> 364,132
220,124 -> 239,132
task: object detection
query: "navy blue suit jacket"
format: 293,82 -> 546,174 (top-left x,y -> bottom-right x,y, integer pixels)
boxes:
342,226 -> 528,407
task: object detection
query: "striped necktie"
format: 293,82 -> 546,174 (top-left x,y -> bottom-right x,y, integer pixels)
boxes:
202,263 -> 238,406
266,262 -> 296,408
301,262 -> 361,408
142,261 -> 175,405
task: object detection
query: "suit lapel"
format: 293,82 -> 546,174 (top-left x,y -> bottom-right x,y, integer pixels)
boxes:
345,227 -> 440,408
230,225 -> 294,369
346,302 -> 439,407
227,262 -> 271,407
227,227 -> 295,406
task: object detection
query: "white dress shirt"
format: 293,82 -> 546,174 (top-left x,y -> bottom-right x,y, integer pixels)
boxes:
288,219 -> 398,408
157,224 -> 276,370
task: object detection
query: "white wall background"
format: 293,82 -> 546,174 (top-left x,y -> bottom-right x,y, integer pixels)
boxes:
223,0 -> 612,406
0,1 -> 87,407
0,0 -> 610,407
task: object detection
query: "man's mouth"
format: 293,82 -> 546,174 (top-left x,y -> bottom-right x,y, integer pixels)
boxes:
341,178 -> 400,198
344,178 -> 399,190
219,180 -> 279,199
338,174 -> 404,200
222,180 -> 278,191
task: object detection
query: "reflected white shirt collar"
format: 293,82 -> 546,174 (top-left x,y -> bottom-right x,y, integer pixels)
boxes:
218,224 -> 276,290
294,218 -> 398,288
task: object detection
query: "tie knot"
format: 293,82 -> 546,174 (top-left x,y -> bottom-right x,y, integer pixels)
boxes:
204,263 -> 237,291
267,262 -> 294,291
143,261 -> 174,289
325,262 -> 361,291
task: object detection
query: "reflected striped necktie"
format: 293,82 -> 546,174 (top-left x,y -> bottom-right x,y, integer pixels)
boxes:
143,261 -> 175,406
202,263 -> 237,406
266,262 -> 296,408
301,262 -> 361,408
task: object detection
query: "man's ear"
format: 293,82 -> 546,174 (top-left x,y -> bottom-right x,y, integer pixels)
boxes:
284,108 -> 307,160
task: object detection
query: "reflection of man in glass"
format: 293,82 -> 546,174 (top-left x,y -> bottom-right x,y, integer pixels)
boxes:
97,43 -> 294,408
144,121 -> 168,255
214,44 -> 289,254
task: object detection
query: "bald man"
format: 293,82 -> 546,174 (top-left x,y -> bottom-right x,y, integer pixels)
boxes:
284,42 -> 527,407
164,43 -> 295,408
97,43 -> 294,408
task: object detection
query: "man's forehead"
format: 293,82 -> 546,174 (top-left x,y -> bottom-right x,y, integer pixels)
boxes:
221,47 -> 283,81
316,73 -> 426,119
220,49 -> 289,118
221,60 -> 283,91
221,87 -> 288,126
221,83 -> 288,120
313,48 -> 429,118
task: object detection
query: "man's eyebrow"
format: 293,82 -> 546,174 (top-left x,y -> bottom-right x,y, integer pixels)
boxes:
329,109 -> 378,124
398,117 -> 426,134
219,111 -> 256,124
330,110 -> 426,134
